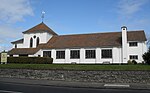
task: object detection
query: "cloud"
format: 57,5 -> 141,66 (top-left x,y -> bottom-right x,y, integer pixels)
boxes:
116,0 -> 150,31
0,0 -> 33,23
0,24 -> 23,52
117,0 -> 148,18
0,0 -> 34,52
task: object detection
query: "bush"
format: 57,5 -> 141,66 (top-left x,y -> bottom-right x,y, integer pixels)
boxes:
142,47 -> 150,65
127,60 -> 137,65
5,57 -> 53,64
132,60 -> 137,65
128,60 -> 133,65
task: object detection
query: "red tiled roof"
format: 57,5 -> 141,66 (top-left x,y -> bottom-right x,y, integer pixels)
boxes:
22,22 -> 58,35
127,31 -> 147,41
40,30 -> 146,49
8,48 -> 39,55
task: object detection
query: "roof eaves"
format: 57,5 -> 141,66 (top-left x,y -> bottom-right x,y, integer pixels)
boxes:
11,39 -> 24,44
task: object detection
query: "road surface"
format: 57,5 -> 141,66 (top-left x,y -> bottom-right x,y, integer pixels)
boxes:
0,82 -> 150,93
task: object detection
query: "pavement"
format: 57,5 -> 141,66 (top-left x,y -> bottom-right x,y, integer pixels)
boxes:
0,77 -> 150,90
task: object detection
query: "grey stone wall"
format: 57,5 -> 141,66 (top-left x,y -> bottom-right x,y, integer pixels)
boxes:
0,69 -> 150,84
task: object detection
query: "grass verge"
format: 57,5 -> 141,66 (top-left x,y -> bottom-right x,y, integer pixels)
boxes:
0,64 -> 150,70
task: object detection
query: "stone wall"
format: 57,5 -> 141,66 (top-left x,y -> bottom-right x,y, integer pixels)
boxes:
0,69 -> 150,84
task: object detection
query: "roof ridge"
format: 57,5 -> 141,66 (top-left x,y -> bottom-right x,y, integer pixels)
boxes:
58,30 -> 144,37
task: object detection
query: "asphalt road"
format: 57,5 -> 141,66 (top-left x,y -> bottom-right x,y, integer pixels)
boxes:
0,82 -> 150,93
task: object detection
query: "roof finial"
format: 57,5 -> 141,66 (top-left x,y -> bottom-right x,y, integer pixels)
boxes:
41,11 -> 45,23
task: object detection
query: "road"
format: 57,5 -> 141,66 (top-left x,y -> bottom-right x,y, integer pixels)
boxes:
0,82 -> 150,93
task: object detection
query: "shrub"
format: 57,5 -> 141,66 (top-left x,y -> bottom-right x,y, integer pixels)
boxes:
142,47 -> 150,65
128,60 -> 133,65
6,57 -> 53,64
132,60 -> 137,65
127,60 -> 137,65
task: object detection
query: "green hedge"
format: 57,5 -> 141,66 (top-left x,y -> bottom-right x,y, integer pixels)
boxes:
1,57 -> 53,64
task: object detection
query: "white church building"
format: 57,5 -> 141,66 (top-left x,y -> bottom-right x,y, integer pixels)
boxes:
8,22 -> 147,64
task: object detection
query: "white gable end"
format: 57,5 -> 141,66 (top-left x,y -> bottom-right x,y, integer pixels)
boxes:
23,32 -> 52,48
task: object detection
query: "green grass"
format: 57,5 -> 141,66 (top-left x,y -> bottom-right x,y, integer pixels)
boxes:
0,64 -> 150,70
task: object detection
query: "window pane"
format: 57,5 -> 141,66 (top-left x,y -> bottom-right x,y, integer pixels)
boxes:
70,50 -> 80,59
30,38 -> 33,48
130,55 -> 138,60
129,42 -> 138,47
36,37 -> 40,47
102,49 -> 112,58
86,50 -> 96,58
56,51 -> 65,59
43,51 -> 51,57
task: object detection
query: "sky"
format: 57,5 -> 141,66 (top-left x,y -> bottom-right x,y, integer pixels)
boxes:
0,0 -> 150,52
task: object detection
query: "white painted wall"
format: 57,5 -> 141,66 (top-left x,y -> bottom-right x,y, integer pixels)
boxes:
12,32 -> 53,49
127,41 -> 147,63
122,26 -> 128,63
112,47 -> 122,64
41,47 -> 123,64
95,48 -> 100,63
33,49 -> 42,57
13,55 -> 19,57
23,32 -> 52,48
12,43 -> 24,48
29,42 -> 146,64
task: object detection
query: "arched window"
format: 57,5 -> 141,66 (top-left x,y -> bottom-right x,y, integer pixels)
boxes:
36,37 -> 40,47
30,38 -> 33,48
15,44 -> 17,48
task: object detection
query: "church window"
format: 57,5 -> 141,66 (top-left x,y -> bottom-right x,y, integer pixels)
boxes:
30,38 -> 33,48
36,37 -> 40,47
56,51 -> 65,59
33,35 -> 36,39
101,49 -> 112,58
70,50 -> 80,59
15,44 -> 17,48
129,42 -> 138,47
86,50 -> 96,59
43,51 -> 51,57
130,55 -> 138,60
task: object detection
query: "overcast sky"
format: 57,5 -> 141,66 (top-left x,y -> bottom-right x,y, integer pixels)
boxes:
0,0 -> 150,52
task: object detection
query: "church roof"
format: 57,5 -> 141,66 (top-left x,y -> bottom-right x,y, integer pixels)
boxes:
8,48 -> 39,55
8,30 -> 146,55
22,22 -> 58,35
39,30 -> 146,49
11,39 -> 23,44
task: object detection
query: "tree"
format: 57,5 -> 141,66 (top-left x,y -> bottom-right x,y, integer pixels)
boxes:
146,34 -> 150,47
142,47 -> 150,65
147,37 -> 150,47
